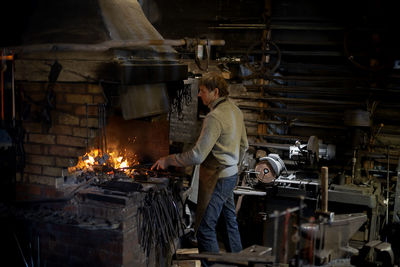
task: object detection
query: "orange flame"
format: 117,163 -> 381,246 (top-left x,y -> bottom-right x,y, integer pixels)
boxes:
69,146 -> 139,176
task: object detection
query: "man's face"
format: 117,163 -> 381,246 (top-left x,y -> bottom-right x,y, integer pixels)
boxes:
198,85 -> 218,106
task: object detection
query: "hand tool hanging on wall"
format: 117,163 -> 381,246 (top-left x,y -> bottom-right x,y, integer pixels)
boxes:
96,103 -> 109,164
42,60 -> 62,132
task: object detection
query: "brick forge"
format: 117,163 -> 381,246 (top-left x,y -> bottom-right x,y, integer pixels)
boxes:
11,81 -> 176,267
17,81 -> 170,200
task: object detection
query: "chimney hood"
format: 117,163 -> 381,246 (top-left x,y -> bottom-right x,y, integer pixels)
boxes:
8,0 -> 188,119
10,0 -> 187,85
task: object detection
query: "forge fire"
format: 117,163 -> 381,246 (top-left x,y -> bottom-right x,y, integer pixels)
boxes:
69,147 -> 139,177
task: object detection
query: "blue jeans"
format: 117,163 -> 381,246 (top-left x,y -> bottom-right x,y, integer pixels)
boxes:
196,174 -> 242,262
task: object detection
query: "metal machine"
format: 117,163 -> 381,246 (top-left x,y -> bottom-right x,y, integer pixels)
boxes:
233,134 -> 398,266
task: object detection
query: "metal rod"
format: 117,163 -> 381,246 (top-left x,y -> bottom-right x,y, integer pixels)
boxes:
387,146 -> 390,225
9,39 -> 226,53
296,196 -> 304,267
14,234 -> 28,267
321,166 -> 329,212
98,104 -> 103,154
12,59 -> 15,126
1,63 -> 4,121
103,104 -> 107,153
352,150 -> 357,184
85,103 -> 89,152
283,209 -> 290,264
269,203 -> 307,218
37,235 -> 40,267
273,210 -> 279,265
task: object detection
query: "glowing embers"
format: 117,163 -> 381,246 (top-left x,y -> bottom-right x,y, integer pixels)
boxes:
69,146 -> 139,177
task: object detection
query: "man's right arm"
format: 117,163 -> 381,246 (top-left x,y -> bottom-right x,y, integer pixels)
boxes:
167,115 -> 222,167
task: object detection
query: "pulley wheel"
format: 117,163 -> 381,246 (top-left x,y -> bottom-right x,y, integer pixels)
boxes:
255,160 -> 276,184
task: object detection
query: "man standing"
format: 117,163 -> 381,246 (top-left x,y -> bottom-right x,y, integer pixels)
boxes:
152,72 -> 248,265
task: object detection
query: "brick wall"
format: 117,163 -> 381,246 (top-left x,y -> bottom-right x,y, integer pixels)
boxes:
20,82 -> 105,196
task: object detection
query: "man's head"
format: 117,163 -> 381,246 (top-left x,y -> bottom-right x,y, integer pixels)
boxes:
198,72 -> 229,106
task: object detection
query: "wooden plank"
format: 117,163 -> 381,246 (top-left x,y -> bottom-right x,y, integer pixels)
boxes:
232,95 -> 361,105
239,105 -> 343,117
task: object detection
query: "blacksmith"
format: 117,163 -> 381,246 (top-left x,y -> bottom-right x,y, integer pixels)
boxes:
152,71 -> 248,266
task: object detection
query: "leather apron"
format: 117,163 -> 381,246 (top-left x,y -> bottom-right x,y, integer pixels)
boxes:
194,152 -> 230,233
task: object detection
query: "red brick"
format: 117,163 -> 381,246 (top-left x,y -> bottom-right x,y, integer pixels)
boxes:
80,117 -> 99,128
29,133 -> 56,144
55,104 -> 74,113
58,113 -> 80,126
42,145 -> 50,155
56,93 -> 65,104
23,122 -> 43,133
52,83 -> 72,93
24,143 -> 44,154
49,145 -> 85,157
27,154 -> 55,166
57,135 -> 87,147
49,125 -> 73,135
65,94 -> 93,104
19,180 -> 41,196
70,83 -> 89,93
30,93 -> 45,102
93,95 -> 105,104
87,84 -> 103,94
18,82 -> 45,92
29,174 -> 56,186
56,157 -> 78,167
42,166 -> 63,177
72,127 -> 96,138
24,164 -> 42,175
75,105 -> 98,116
